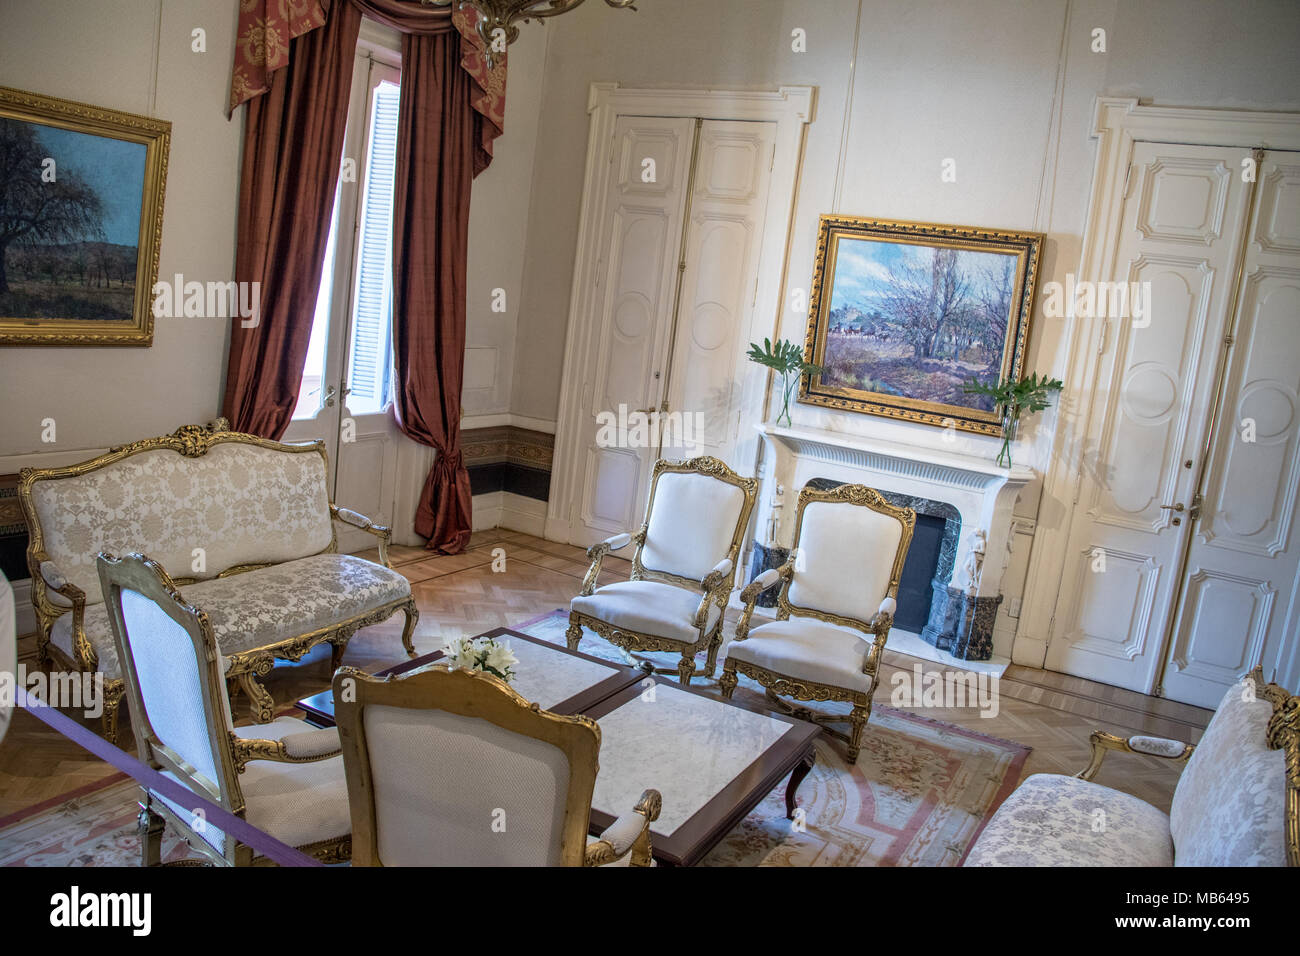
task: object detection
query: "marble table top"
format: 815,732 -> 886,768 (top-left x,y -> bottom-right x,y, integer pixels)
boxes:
590,682 -> 796,834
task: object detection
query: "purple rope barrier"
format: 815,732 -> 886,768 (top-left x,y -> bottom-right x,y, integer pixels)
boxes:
17,688 -> 323,867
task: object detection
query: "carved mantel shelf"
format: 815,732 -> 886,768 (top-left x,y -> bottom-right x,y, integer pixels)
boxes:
759,424 -> 1034,491
755,423 -> 1036,603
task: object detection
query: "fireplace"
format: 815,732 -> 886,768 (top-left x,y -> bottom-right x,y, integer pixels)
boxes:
751,423 -> 1034,661
751,478 -> 964,639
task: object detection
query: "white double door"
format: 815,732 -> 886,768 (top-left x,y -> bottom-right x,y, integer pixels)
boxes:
556,115 -> 778,546
1047,143 -> 1300,707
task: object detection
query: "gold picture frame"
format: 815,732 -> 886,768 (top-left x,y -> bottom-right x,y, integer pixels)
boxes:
799,215 -> 1044,435
0,86 -> 170,346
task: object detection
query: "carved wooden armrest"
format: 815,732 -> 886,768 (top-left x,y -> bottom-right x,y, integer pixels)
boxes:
331,504 -> 394,567
580,532 -> 632,596
733,564 -> 791,642
693,558 -> 734,627
584,789 -> 662,867
861,597 -> 897,676
1075,731 -> 1195,781
38,555 -> 93,668
229,728 -> 342,773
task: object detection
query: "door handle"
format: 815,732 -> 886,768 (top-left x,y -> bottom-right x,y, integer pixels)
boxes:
1159,503 -> 1184,513
323,385 -> 336,408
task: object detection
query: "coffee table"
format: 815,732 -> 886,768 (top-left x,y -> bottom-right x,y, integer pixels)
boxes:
584,677 -> 819,866
296,626 -> 649,724
297,626 -> 819,866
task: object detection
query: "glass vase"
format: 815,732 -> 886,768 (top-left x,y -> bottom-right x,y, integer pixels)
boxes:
998,408 -> 1019,469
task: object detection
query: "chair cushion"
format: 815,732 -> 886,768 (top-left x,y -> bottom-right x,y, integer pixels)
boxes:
725,618 -> 875,694
1168,678 -> 1287,867
51,553 -> 409,679
964,773 -> 1173,867
160,716 -> 350,856
29,441 -> 333,604
641,471 -> 745,581
571,580 -> 720,646
787,498 -> 903,624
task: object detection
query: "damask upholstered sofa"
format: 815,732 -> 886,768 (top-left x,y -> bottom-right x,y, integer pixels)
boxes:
20,420 -> 418,742
965,668 -> 1298,866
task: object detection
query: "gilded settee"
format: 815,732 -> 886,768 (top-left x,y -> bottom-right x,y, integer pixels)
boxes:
19,420 -> 418,742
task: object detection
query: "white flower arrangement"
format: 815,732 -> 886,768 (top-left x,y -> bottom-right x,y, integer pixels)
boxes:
441,635 -> 519,684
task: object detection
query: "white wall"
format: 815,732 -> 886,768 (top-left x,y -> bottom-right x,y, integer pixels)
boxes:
0,0 -> 239,460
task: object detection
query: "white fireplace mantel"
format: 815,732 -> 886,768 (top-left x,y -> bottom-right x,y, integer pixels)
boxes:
755,423 -> 1035,600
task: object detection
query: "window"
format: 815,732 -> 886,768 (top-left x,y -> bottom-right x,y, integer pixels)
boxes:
293,58 -> 400,421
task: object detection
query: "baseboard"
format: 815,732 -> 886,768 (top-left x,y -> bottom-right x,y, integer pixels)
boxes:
460,413 -> 556,434
500,493 -> 547,536
472,491 -> 505,531
1011,633 -> 1049,668
472,492 -> 548,536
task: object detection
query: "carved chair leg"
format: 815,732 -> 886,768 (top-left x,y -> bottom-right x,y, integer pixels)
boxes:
565,616 -> 583,652
138,795 -> 165,867
846,703 -> 871,764
238,671 -> 275,724
102,681 -> 126,745
676,654 -> 695,687
399,602 -> 419,658
703,629 -> 724,679
330,640 -> 347,672
35,630 -> 51,669
719,664 -> 739,699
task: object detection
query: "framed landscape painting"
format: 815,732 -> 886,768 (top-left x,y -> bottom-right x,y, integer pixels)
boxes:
799,215 -> 1044,435
0,86 -> 169,346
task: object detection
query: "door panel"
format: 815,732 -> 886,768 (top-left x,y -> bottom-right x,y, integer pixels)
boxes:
571,116 -> 695,545
664,120 -> 776,462
1162,153 -> 1300,706
1046,143 -> 1252,693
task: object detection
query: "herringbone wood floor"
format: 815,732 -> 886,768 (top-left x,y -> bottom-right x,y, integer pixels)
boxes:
0,530 -> 1211,822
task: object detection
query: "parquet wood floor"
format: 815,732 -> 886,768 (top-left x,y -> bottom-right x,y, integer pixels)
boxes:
0,530 -> 1210,823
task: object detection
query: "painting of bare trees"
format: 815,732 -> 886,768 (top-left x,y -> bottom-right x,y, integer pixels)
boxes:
800,216 -> 1043,435
0,87 -> 168,346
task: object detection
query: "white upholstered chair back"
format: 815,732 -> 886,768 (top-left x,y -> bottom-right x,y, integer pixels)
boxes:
29,437 -> 334,606
335,666 -> 602,867
362,704 -> 572,866
122,588 -> 231,792
639,464 -> 752,582
785,487 -> 911,625
97,552 -> 240,813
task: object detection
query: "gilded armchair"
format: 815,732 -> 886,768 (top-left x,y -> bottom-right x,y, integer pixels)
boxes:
720,483 -> 915,762
98,552 -> 352,866
567,456 -> 758,685
333,665 -> 662,866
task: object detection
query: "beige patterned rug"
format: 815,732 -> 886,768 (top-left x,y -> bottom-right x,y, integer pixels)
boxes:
0,612 -> 1029,867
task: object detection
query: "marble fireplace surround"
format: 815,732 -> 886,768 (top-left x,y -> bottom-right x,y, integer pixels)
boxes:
750,424 -> 1034,660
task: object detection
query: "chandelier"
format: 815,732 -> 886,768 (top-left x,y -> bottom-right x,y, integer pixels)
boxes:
423,1 -> 638,66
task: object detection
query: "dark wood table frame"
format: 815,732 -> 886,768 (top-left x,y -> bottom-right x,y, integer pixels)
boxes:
296,626 -> 651,725
583,677 -> 819,867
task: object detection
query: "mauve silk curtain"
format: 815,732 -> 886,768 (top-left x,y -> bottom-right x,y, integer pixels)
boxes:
225,0 -> 503,553
222,0 -> 362,439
